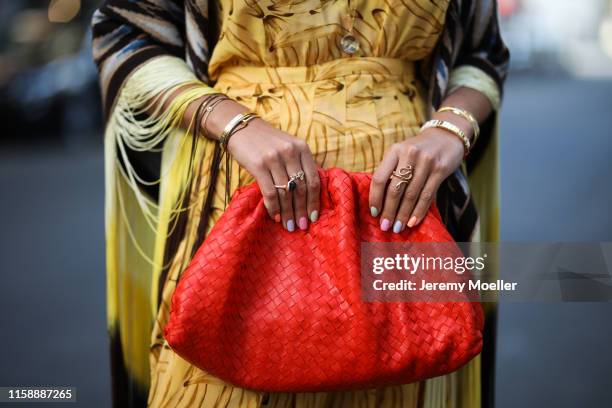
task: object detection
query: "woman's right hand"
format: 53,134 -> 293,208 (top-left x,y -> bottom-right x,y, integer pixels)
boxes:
225,116 -> 321,232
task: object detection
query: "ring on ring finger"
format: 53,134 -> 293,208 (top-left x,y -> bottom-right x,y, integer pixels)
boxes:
274,170 -> 305,192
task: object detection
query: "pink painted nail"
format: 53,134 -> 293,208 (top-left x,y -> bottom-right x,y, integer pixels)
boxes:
380,218 -> 391,232
298,216 -> 308,230
274,214 -> 281,223
407,216 -> 417,228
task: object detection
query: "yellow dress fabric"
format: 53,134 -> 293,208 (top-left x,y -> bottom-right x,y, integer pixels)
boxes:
144,0 -> 481,406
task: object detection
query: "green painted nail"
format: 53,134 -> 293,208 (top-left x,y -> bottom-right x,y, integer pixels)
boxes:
370,206 -> 379,217
309,210 -> 319,223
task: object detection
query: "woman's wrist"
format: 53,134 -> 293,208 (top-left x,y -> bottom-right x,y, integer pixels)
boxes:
432,86 -> 494,149
201,98 -> 251,141
437,106 -> 480,143
175,91 -> 265,146
430,110 -> 474,141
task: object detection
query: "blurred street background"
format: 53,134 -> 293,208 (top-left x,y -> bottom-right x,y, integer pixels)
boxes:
1,0 -> 611,407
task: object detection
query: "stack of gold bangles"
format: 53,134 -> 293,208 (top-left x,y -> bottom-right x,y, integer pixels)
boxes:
420,106 -> 480,157
193,93 -> 261,204
194,93 -> 260,148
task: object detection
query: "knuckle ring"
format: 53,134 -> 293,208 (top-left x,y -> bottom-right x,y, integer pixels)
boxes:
389,165 -> 414,191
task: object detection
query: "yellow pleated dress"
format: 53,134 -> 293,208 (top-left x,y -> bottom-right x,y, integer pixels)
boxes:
146,0 -> 481,406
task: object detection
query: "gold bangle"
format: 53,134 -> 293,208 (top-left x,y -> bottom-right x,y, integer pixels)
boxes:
219,112 -> 259,206
229,112 -> 259,137
219,112 -> 260,148
420,119 -> 470,156
437,106 -> 480,144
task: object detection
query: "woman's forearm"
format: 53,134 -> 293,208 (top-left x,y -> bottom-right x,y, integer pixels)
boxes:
156,84 -> 251,141
432,86 -> 494,142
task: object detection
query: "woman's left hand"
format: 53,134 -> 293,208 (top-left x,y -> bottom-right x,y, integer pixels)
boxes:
369,128 -> 465,233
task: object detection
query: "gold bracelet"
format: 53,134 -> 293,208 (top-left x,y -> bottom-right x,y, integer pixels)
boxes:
229,112 -> 259,137
219,111 -> 259,206
420,119 -> 470,156
200,94 -> 229,139
219,112 -> 260,148
437,106 -> 480,144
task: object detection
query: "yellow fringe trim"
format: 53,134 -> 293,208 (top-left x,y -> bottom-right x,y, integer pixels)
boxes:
104,55 -> 217,388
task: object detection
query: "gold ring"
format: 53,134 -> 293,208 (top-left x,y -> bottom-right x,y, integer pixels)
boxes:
389,166 -> 413,190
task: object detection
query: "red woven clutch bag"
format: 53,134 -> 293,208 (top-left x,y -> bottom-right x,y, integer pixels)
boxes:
165,168 -> 483,392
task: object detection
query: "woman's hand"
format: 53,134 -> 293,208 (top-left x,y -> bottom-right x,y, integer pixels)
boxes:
369,86 -> 493,233
226,117 -> 321,232
369,128 -> 465,233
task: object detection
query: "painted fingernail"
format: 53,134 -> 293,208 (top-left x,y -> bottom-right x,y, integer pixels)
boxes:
407,216 -> 417,228
309,210 -> 319,223
298,216 -> 308,230
274,214 -> 281,223
380,218 -> 391,232
286,219 -> 295,232
393,220 -> 403,234
370,207 -> 379,217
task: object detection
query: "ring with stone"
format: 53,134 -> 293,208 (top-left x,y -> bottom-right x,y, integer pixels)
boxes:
274,171 -> 305,192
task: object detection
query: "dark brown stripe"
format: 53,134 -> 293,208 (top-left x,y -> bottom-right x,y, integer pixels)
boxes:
109,327 -> 148,408
103,46 -> 168,119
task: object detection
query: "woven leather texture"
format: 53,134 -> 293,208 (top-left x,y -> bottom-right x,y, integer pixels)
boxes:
165,168 -> 484,392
